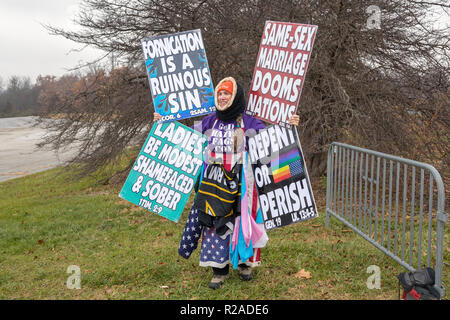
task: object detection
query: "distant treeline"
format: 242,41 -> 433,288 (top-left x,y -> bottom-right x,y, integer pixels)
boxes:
0,73 -> 87,118
0,76 -> 42,118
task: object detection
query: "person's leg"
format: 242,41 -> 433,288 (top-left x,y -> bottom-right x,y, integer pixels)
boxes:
199,226 -> 231,289
237,263 -> 253,281
212,264 -> 229,275
209,264 -> 229,289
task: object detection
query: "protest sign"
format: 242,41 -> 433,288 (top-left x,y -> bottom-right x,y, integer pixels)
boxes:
248,124 -> 318,230
119,121 -> 207,222
142,29 -> 215,122
246,21 -> 318,127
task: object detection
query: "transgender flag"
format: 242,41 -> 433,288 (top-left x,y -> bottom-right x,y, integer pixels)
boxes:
271,146 -> 304,183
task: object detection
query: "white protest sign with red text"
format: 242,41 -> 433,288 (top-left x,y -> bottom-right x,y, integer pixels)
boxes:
246,21 -> 317,126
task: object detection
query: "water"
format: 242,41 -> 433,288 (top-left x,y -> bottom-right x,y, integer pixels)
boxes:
0,116 -> 76,182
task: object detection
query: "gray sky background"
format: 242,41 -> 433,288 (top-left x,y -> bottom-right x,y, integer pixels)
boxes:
0,1 -> 448,86
0,0 -> 104,84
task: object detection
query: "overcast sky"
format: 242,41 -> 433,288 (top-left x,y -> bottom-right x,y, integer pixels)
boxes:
0,0 -> 104,84
0,1 -> 448,86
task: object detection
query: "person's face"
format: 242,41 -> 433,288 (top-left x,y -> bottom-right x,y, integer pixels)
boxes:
217,90 -> 232,110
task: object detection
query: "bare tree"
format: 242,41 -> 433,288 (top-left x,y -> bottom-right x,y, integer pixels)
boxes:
39,0 -> 449,181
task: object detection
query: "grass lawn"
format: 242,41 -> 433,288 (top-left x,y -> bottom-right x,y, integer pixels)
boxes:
0,162 -> 447,300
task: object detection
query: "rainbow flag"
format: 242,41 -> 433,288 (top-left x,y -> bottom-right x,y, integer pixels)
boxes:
271,147 -> 303,183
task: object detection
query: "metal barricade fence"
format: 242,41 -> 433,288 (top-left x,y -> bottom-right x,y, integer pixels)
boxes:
325,142 -> 447,297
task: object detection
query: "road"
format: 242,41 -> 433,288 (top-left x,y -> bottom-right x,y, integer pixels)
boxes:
0,116 -> 77,182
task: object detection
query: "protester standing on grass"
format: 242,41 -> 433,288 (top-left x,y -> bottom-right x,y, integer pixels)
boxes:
154,76 -> 299,289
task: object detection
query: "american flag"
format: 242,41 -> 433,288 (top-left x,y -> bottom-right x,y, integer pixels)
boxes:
178,208 -> 203,259
199,227 -> 230,266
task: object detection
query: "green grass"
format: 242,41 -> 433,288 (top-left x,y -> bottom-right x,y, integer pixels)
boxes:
0,163 -> 447,300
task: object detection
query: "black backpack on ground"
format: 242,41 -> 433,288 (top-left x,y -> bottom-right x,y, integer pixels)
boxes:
397,267 -> 441,300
